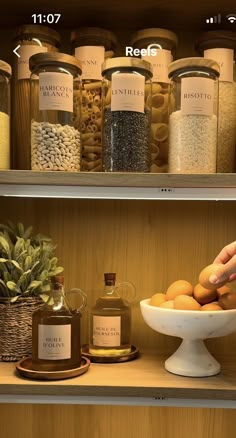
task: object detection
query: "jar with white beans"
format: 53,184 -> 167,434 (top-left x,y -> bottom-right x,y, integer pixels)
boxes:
168,57 -> 220,174
131,28 -> 178,173
29,52 -> 82,172
196,31 -> 236,173
71,27 -> 117,172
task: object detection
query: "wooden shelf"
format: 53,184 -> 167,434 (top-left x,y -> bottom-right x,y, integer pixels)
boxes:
1,352 -> 236,406
0,171 -> 236,200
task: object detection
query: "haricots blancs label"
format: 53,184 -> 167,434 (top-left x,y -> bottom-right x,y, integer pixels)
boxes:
181,77 -> 215,116
75,46 -> 105,80
38,324 -> 71,360
142,49 -> 172,83
39,72 -> 73,113
92,316 -> 121,347
204,48 -> 233,83
111,73 -> 145,113
17,45 -> 48,80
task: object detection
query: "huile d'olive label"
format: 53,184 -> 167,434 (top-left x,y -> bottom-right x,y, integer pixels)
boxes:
111,73 -> 145,113
38,324 -> 71,360
39,72 -> 73,112
181,77 -> 215,116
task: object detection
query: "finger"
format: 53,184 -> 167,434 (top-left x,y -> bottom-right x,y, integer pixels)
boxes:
213,241 -> 236,264
209,255 -> 236,284
228,273 -> 236,282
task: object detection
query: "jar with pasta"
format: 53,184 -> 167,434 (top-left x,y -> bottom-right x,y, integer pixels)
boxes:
0,61 -> 11,169
30,53 -> 82,172
196,31 -> 236,173
131,28 -> 178,173
71,27 -> 117,172
12,25 -> 60,170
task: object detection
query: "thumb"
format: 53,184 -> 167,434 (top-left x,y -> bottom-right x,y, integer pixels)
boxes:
209,256 -> 236,284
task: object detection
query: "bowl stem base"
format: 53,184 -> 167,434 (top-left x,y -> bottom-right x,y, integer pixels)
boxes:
165,339 -> 221,377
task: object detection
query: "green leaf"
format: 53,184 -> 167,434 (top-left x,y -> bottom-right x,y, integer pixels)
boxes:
13,238 -> 25,260
40,293 -> 50,303
17,223 -> 24,237
23,226 -> 33,240
24,256 -> 32,271
28,280 -> 42,290
50,266 -> 64,276
7,260 -> 23,271
10,296 -> 19,303
0,236 -> 10,258
7,281 -> 20,293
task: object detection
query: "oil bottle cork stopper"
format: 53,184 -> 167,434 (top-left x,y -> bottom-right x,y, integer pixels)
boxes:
104,273 -> 116,285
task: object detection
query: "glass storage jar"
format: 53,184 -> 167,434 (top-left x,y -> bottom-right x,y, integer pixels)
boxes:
168,57 -> 220,174
196,31 -> 236,173
71,27 -> 117,172
0,61 -> 11,169
101,57 -> 152,172
131,28 -> 178,173
12,25 -> 60,170
30,52 -> 82,172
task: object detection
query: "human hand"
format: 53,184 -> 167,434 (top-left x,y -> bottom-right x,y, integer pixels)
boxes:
209,241 -> 236,285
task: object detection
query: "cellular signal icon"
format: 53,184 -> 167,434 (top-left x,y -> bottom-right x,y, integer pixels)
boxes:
206,13 -> 221,24
226,14 -> 236,23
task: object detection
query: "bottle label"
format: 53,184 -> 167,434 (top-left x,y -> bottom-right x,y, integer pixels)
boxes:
75,46 -> 105,80
38,324 -> 71,360
39,72 -> 73,112
17,45 -> 48,80
143,49 -> 172,83
204,48 -> 233,83
111,73 -> 145,113
181,77 -> 215,116
92,316 -> 121,346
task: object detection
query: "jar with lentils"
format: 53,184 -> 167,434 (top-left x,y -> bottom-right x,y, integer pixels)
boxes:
12,25 -> 60,170
168,57 -> 219,174
30,52 -> 82,172
71,27 -> 117,172
131,28 -> 178,173
102,57 -> 152,172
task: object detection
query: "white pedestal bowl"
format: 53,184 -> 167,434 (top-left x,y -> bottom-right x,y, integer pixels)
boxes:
140,298 -> 236,377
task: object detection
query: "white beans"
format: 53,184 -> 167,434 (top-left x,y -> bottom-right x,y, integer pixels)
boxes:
31,121 -> 81,171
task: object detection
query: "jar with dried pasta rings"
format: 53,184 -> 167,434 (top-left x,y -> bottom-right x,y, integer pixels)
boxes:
102,57 -> 152,172
0,61 -> 11,169
196,31 -> 236,173
131,28 -> 178,173
168,57 -> 220,173
30,52 -> 82,172
12,25 -> 60,170
71,27 -> 117,172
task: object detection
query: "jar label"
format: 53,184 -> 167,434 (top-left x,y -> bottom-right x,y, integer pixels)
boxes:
75,46 -> 105,80
92,316 -> 121,346
143,49 -> 172,83
204,48 -> 233,82
38,324 -> 71,360
181,77 -> 215,116
39,72 -> 73,112
111,73 -> 145,113
17,45 -> 47,80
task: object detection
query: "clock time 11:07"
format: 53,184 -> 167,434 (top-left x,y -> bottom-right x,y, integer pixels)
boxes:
32,14 -> 61,24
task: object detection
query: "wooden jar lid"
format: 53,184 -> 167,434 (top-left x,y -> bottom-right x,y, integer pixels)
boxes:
168,57 -> 220,77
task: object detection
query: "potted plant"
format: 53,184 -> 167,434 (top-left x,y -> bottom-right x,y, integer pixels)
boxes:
0,221 -> 63,361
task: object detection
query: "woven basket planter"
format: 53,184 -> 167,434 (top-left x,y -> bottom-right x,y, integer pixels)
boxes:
0,297 -> 44,362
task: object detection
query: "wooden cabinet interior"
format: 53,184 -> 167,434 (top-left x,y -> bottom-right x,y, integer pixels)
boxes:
1,197 -> 236,355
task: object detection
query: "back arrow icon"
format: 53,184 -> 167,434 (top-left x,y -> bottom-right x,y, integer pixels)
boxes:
13,45 -> 21,58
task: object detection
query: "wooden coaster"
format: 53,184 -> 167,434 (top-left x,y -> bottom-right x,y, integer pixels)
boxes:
16,356 -> 90,380
82,345 -> 139,363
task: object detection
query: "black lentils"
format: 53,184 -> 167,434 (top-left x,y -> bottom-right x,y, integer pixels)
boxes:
102,107 -> 151,172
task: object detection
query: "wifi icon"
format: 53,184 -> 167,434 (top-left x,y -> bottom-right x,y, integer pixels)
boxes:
226,14 -> 236,23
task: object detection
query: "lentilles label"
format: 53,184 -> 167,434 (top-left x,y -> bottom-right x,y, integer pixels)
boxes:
181,77 -> 215,116
111,73 -> 145,113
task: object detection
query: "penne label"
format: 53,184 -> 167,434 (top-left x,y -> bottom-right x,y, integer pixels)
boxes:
111,73 -> 145,113
75,46 -> 105,80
